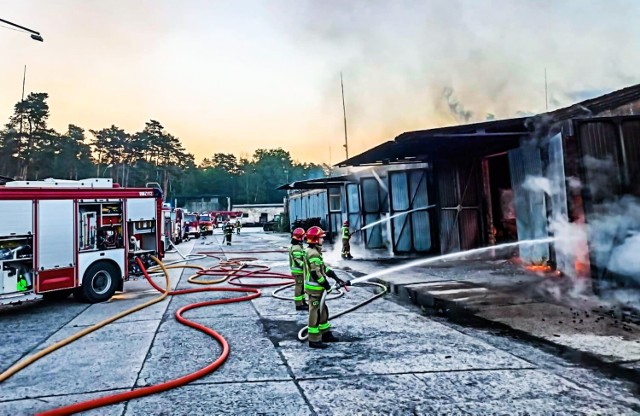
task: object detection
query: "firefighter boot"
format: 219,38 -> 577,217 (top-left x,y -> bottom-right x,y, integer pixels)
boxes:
309,340 -> 329,349
322,331 -> 339,343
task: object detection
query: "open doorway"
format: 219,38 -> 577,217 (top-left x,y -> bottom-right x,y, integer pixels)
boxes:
484,153 -> 518,243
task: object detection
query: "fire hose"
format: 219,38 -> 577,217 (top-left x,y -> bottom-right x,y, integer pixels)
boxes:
295,280 -> 388,342
0,244 -> 387,414
37,257 -> 260,416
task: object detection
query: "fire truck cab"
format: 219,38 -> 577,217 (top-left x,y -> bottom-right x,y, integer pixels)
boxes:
0,178 -> 164,305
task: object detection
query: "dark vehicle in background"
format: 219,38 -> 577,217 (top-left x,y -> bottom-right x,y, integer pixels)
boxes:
182,213 -> 200,239
199,214 -> 214,235
263,214 -> 283,232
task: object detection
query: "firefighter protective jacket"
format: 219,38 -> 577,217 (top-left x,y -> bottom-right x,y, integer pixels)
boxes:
341,226 -> 350,240
304,246 -> 331,292
288,243 -> 305,275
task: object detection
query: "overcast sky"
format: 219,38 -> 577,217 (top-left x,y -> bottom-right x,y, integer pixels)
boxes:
1,1 -> 638,164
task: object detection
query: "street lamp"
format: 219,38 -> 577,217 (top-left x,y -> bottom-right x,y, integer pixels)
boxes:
102,164 -> 113,177
0,18 -> 44,42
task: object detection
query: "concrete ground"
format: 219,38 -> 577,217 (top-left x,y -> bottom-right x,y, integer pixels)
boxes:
0,228 -> 638,415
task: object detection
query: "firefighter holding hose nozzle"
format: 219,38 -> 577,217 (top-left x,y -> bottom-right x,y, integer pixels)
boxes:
304,226 -> 340,349
289,227 -> 308,311
341,220 -> 353,259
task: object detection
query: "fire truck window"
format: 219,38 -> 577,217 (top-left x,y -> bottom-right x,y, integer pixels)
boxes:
79,203 -> 124,252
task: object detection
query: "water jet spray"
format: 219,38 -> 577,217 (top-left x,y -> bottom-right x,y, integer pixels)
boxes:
358,205 -> 436,231
348,237 -> 555,285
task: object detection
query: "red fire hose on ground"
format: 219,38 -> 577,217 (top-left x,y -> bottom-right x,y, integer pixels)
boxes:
36,257 -> 262,415
1,245 -> 384,415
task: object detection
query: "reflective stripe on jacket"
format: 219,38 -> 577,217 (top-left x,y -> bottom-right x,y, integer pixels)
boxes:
304,247 -> 328,291
289,243 -> 305,274
341,226 -> 350,239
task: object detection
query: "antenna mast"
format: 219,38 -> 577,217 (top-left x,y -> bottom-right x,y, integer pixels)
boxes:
341,72 -> 349,159
544,68 -> 548,111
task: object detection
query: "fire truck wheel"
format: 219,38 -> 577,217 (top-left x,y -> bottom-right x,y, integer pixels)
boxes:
78,261 -> 119,303
42,289 -> 73,301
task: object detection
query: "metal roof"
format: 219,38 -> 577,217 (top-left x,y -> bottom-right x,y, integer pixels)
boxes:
338,83 -> 640,167
277,174 -> 354,190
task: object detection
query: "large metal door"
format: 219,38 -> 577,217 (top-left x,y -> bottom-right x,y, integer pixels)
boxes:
547,133 -> 571,274
361,177 -> 384,249
346,183 -> 362,244
508,146 -> 549,263
389,170 -> 435,253
437,161 -> 483,253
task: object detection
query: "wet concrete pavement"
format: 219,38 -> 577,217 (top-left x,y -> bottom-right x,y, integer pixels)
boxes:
0,228 -> 639,415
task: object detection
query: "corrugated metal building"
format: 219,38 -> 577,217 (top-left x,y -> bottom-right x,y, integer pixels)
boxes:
336,84 -> 640,291
280,176 -> 353,241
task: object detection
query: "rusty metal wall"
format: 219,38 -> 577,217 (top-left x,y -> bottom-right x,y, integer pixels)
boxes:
575,117 -> 640,289
578,121 -> 622,202
621,119 -> 640,196
508,146 -> 549,263
437,163 -> 460,253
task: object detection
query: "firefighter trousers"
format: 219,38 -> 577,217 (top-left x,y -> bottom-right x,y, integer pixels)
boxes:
341,238 -> 351,256
293,273 -> 305,307
225,233 -> 232,244
306,289 -> 330,343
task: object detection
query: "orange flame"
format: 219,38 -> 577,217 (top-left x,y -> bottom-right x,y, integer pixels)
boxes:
574,260 -> 590,278
526,264 -> 553,273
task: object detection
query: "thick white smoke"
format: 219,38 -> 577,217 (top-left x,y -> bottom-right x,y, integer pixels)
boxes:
523,152 -> 640,308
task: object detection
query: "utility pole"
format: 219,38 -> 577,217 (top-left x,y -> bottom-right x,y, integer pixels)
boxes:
21,65 -> 26,101
341,72 -> 349,160
544,68 -> 548,112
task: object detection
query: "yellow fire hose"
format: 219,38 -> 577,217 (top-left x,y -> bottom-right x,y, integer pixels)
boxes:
0,256 -> 171,383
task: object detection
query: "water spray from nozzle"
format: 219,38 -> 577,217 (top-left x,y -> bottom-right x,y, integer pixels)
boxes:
348,237 -> 555,285
358,205 -> 436,231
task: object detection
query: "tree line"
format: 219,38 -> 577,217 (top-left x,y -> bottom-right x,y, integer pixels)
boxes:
0,92 -> 325,203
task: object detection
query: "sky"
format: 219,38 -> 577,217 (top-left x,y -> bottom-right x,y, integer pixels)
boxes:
1,0 -> 639,165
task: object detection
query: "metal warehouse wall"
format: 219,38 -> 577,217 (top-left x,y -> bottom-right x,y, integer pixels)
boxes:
288,190 -> 328,230
574,116 -> 640,289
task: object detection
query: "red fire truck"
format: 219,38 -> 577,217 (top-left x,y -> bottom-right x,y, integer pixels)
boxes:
210,211 -> 243,228
0,178 -> 164,305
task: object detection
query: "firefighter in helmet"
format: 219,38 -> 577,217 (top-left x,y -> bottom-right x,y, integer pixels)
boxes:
304,226 -> 340,348
289,227 -> 308,311
341,220 -> 353,259
223,220 -> 234,245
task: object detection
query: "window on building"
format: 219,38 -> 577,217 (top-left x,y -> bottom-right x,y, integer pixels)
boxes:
329,188 -> 341,212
